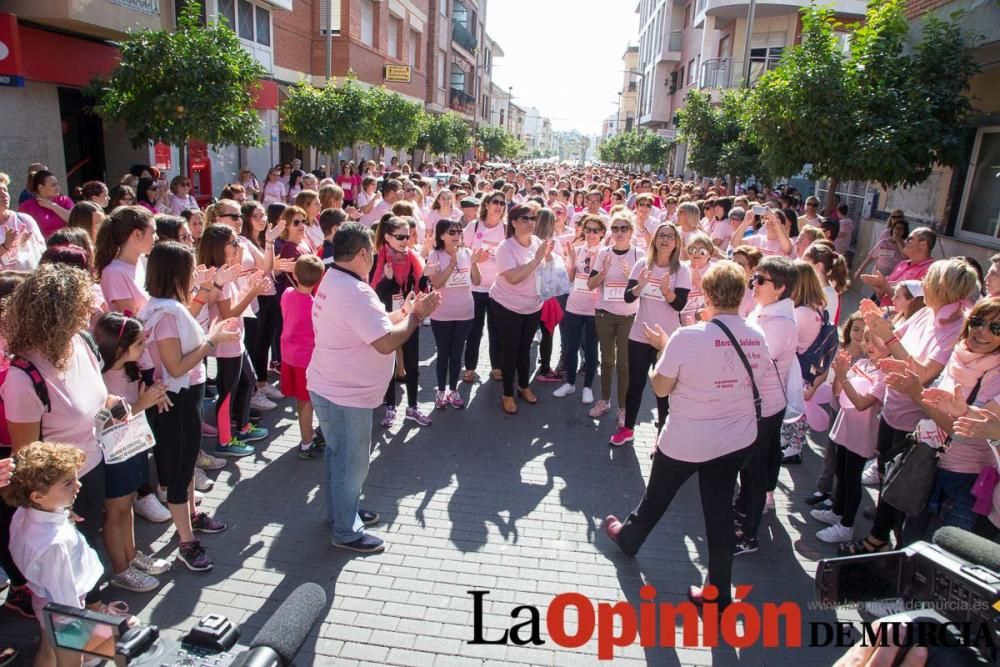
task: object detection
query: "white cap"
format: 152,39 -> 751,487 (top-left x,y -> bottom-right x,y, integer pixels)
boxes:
899,280 -> 923,297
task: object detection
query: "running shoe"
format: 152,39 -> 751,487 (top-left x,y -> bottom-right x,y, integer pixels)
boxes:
215,438 -> 255,458
435,391 -> 448,410
110,566 -> 159,593
332,533 -> 385,553
298,441 -> 325,460
133,493 -> 171,523
405,406 -> 432,426
250,392 -> 277,411
195,449 -> 226,471
810,508 -> 841,525
733,537 -> 759,557
191,512 -> 227,534
588,399 -> 609,418
131,551 -> 171,575
380,406 -> 397,428
177,541 -> 213,571
552,383 -> 576,398
193,467 -> 213,492
609,427 -> 634,447
237,425 -> 269,442
581,387 -> 594,404
447,391 -> 464,409
258,384 -> 283,401
817,522 -> 854,543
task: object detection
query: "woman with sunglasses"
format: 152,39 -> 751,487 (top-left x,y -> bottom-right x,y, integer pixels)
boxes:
490,204 -> 552,415
135,177 -> 161,214
732,245 -> 763,317
554,214 -> 605,403
611,222 -> 691,446
262,167 -> 288,206
371,216 -> 432,427
730,207 -> 794,258
842,259 -> 981,555
275,206 -> 312,295
167,176 -> 199,215
632,194 -> 660,250
462,193 -> 508,384
679,233 -> 715,327
199,224 -> 271,457
426,220 -> 484,409
674,202 -> 703,260
588,213 -> 645,425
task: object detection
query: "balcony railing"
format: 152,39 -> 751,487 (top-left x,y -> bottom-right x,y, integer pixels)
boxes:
449,87 -> 476,115
700,56 -> 781,89
452,20 -> 477,52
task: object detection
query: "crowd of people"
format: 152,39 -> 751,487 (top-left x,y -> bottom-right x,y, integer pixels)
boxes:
0,156 -> 999,666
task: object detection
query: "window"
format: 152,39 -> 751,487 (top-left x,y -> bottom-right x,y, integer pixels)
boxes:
237,0 -> 254,41
388,16 -> 401,58
437,50 -> 446,89
409,30 -> 419,67
687,58 -> 696,85
450,63 -> 465,91
255,6 -> 270,46
718,34 -> 730,58
678,66 -> 685,90
628,80 -> 637,92
956,127 -> 1000,240
218,0 -> 235,28
360,0 -> 375,47
440,0 -> 448,16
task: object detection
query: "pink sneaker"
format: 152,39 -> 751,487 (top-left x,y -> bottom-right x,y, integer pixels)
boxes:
447,391 -> 465,409
588,400 -> 610,418
609,427 -> 634,447
435,391 -> 448,410
201,422 -> 218,438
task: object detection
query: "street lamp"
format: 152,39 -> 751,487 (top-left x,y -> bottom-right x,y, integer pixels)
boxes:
507,86 -> 513,133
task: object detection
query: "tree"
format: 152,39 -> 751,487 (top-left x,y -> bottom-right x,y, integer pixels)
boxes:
280,75 -> 372,160
89,0 -> 266,163
677,89 -> 767,182
477,125 -> 523,159
747,0 -> 977,208
598,130 -> 670,169
363,86 -> 425,159
419,112 -> 472,157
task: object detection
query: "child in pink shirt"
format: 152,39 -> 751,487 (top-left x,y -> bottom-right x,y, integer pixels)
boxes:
281,255 -> 324,458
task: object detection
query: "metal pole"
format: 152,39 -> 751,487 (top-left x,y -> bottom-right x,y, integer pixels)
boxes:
507,86 -> 512,132
325,0 -> 333,173
740,0 -> 757,88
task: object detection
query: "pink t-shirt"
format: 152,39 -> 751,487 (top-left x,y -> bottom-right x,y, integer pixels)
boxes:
871,237 -> 904,276
744,233 -> 791,257
262,181 -> 287,205
18,195 -> 74,239
829,359 -> 886,458
167,193 -> 199,216
882,305 -> 965,431
208,282 -> 245,359
654,314 -> 764,462
705,219 -> 733,251
426,249 -> 475,322
463,219 -> 506,292
566,244 -> 600,317
280,288 -> 315,369
424,209 -> 461,233
1,336 -> 107,475
146,311 -> 207,387
102,368 -> 138,405
307,267 -> 394,409
934,362 -> 1000,475
100,259 -> 149,314
834,218 -> 853,256
680,261 -> 711,326
628,261 -> 692,343
794,306 -> 823,355
490,236 -> 544,315
880,258 -> 934,307
747,298 -> 798,418
594,246 -> 644,317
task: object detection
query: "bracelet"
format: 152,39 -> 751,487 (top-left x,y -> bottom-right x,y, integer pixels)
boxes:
884,335 -> 898,347
192,297 -> 205,306
212,282 -> 224,290
265,240 -> 275,245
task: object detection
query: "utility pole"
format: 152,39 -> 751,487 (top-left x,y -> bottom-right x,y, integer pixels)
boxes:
507,86 -> 512,133
740,0 -> 757,88
324,0 -> 334,172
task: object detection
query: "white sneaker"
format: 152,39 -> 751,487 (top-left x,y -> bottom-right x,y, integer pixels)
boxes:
553,383 -> 576,398
862,459 -> 881,487
193,467 -> 213,492
250,392 -> 277,411
155,486 -> 203,505
132,550 -> 171,575
133,493 -> 171,523
110,565 -> 159,593
195,449 -> 226,471
817,522 -> 854,543
581,387 -> 594,404
258,384 -> 283,401
589,399 -> 610,418
810,508 -> 841,525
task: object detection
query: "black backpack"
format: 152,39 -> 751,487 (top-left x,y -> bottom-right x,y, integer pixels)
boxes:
798,310 -> 839,386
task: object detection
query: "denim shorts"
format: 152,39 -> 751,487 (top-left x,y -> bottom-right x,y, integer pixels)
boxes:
927,469 -> 979,531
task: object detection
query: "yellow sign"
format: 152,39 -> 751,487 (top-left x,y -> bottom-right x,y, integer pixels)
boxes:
384,65 -> 412,83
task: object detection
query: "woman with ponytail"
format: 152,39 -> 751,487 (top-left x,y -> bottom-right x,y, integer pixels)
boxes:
803,240 -> 849,325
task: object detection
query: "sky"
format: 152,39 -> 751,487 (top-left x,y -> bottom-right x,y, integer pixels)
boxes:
485,0 -> 638,136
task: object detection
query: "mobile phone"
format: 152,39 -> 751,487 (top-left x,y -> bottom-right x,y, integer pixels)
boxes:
109,399 -> 128,421
752,204 -> 768,216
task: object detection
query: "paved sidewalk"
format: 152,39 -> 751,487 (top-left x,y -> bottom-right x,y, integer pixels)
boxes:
1,323 -> 872,666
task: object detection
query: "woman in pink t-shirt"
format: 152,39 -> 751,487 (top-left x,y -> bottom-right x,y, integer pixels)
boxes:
490,204 -> 551,415
730,208 -> 793,258
261,167 -> 288,206
587,213 -> 645,425
605,261 -> 765,608
843,258 -> 981,555
17,170 -> 73,239
95,206 -> 155,316
167,176 -> 200,215
613,222 -> 691,446
336,162 -> 360,206
426,219 -> 482,409
462,195 -> 507,383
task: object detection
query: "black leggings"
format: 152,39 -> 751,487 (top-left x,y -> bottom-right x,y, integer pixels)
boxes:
735,410 -> 785,541
537,319 -> 554,374
491,301 -> 542,397
385,328 -> 419,408
216,353 -> 254,440
73,462 -> 107,603
250,294 -> 280,382
871,417 -> 910,542
624,340 -> 669,430
151,383 -> 205,505
617,446 -> 750,604
465,292 -> 500,372
431,319 -> 474,391
0,446 -> 24,587
832,444 -> 868,528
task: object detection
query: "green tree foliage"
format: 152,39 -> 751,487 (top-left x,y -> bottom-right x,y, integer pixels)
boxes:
598,130 -> 670,169
89,0 -> 266,150
677,89 -> 766,182
747,0 -> 978,188
364,86 -> 425,153
477,125 -> 523,159
419,112 -> 472,156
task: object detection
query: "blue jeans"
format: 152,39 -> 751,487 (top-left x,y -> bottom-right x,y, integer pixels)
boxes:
561,311 -> 597,387
310,392 -> 372,544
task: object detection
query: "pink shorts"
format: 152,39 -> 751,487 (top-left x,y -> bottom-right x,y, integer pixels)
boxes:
280,363 -> 310,402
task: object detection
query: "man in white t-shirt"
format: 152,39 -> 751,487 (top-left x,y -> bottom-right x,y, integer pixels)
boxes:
307,224 -> 440,553
360,179 -> 403,227
572,190 -> 610,227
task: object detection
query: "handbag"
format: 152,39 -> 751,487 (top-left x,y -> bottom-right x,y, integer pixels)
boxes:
535,257 -> 572,300
882,377 -> 982,517
97,411 -> 156,466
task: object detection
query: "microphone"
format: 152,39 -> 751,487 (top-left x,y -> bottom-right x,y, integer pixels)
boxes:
932,526 -> 1000,571
238,582 -> 327,667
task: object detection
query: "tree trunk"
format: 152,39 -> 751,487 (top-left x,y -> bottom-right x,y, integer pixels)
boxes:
824,177 -> 840,217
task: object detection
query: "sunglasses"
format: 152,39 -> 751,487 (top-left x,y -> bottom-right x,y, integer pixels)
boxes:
969,316 -> 1000,337
291,219 -> 307,227
391,234 -> 410,241
611,225 -> 631,233
751,273 -> 774,286
806,203 -> 818,208
219,213 -> 241,220
687,247 -> 710,257
516,215 -> 538,222
490,199 -> 505,206
656,234 -> 676,241
445,228 -> 463,236
583,227 -> 603,234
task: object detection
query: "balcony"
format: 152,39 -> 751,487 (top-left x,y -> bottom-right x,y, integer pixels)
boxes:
699,56 -> 780,89
449,87 -> 476,116
693,0 -> 865,27
452,20 -> 477,53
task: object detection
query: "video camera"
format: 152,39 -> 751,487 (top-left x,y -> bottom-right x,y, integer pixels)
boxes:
41,582 -> 326,667
817,527 -> 1000,664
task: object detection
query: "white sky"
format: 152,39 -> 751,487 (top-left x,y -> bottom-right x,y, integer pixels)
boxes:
485,0 -> 638,135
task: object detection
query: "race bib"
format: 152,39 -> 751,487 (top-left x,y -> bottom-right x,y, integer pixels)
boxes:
446,268 -> 470,288
640,282 -> 665,301
603,282 -> 627,302
574,276 -> 591,292
915,419 -> 948,449
392,294 -> 405,312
